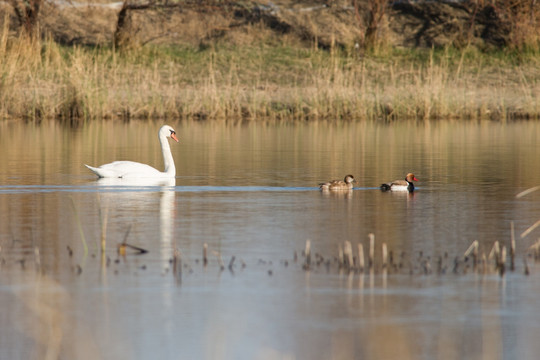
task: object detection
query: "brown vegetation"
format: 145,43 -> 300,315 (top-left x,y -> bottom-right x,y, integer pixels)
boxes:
0,1 -> 537,122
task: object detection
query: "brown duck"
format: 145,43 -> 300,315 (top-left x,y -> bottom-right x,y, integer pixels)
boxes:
319,175 -> 356,191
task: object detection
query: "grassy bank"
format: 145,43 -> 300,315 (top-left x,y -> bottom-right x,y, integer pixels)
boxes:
0,30 -> 538,122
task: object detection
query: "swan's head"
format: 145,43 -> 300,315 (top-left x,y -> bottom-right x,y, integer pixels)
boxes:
160,125 -> 179,142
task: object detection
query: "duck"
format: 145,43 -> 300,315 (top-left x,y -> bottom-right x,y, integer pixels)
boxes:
85,125 -> 179,178
319,175 -> 356,191
380,173 -> 418,192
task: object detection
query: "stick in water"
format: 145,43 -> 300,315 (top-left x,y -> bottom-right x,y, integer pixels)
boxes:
213,251 -> 225,271
516,185 -> 540,198
464,240 -> 479,268
358,243 -> 365,272
173,249 -> 182,284
338,244 -> 344,268
510,221 -> 516,271
382,243 -> 388,268
488,241 -> 500,267
520,219 -> 540,239
368,233 -> 375,268
228,256 -> 236,272
203,243 -> 208,267
304,240 -> 311,270
499,246 -> 506,277
344,241 -> 353,271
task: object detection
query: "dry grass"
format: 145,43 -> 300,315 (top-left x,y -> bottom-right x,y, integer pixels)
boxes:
0,20 -> 538,122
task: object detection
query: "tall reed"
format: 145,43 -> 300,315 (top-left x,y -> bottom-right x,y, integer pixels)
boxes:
0,24 -> 538,122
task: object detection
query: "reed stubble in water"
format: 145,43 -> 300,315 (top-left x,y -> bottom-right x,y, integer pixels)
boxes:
294,232 -> 538,278
2,229 -> 538,282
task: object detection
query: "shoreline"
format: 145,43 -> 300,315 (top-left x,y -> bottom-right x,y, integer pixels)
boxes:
0,37 -> 538,123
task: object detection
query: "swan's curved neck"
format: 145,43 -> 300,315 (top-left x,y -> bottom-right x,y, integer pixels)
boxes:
159,133 -> 175,176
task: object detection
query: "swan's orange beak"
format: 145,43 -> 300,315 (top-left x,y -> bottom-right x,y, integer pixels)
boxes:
414,177 -> 419,181
171,133 -> 179,142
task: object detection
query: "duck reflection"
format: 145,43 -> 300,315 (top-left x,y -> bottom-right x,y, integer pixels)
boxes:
390,190 -> 416,201
320,189 -> 354,199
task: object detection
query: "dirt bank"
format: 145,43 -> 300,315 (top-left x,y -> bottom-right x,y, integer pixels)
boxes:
1,1 -> 518,50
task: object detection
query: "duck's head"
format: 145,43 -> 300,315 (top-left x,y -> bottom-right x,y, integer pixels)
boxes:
405,173 -> 418,182
344,175 -> 356,184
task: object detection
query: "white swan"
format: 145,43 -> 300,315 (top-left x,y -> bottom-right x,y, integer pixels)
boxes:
85,125 -> 179,178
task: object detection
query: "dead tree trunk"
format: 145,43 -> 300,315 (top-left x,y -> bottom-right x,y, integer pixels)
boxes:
353,0 -> 388,49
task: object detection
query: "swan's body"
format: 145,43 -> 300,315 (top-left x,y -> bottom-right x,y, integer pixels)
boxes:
319,175 -> 356,191
93,176 -> 176,187
85,125 -> 179,179
380,173 -> 418,192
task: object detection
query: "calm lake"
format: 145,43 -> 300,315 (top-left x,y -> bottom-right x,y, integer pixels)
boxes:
1,120 -> 540,360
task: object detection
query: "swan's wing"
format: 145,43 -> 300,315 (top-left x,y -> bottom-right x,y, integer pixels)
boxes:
85,161 -> 162,178
85,164 -> 116,178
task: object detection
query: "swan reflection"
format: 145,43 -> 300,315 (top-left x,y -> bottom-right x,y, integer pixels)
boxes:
94,177 -> 176,187
91,177 -> 176,268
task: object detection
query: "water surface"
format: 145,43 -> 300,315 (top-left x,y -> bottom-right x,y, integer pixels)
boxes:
1,120 -> 540,359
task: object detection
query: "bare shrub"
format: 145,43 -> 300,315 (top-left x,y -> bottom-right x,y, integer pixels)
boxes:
353,0 -> 388,49
8,0 -> 42,37
478,0 -> 539,49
